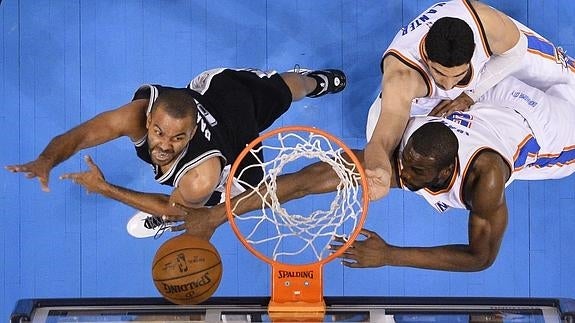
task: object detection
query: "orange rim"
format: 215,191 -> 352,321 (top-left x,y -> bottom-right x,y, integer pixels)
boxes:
225,125 -> 369,266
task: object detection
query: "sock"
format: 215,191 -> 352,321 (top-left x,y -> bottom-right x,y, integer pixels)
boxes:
306,72 -> 329,97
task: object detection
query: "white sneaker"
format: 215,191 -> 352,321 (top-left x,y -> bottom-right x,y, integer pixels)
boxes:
127,211 -> 173,239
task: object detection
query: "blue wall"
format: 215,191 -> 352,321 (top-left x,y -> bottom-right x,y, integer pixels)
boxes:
2,0 -> 575,318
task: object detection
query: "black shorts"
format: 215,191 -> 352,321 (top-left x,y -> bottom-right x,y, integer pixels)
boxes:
188,68 -> 293,132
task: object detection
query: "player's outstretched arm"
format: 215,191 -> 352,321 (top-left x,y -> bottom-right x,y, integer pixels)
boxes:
6,100 -> 148,192
168,150 -> 368,238
332,151 -> 510,272
365,56 -> 427,201
60,155 -> 187,218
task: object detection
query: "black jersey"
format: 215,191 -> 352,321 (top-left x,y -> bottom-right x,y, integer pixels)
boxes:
132,68 -> 292,205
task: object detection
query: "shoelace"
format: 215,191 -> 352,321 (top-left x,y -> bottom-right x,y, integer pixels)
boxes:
143,216 -> 171,239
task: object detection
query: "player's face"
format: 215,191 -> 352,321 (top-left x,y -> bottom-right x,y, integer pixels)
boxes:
426,60 -> 470,91
398,141 -> 447,192
146,107 -> 196,167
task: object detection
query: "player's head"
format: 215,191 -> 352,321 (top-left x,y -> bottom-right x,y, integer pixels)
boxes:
399,122 -> 458,192
146,88 -> 198,166
424,17 -> 475,90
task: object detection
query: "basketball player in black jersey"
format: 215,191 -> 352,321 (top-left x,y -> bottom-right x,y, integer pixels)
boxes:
6,67 -> 346,238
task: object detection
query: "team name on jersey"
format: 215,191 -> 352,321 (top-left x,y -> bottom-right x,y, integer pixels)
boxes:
196,102 -> 218,141
401,2 -> 447,35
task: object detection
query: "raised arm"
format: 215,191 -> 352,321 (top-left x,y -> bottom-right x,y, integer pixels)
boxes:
6,99 -> 148,191
364,55 -> 429,201
464,1 -> 526,101
336,150 -> 510,272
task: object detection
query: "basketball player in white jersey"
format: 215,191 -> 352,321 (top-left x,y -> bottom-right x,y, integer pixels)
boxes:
336,76 -> 575,271
169,76 -> 575,270
365,0 -> 575,202
5,67 -> 346,238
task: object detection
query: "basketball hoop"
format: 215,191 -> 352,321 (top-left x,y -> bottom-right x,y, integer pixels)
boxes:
225,126 -> 369,321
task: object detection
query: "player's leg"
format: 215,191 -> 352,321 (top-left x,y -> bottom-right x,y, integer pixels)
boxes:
281,67 -> 346,100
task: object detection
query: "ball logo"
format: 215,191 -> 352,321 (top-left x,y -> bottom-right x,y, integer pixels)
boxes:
161,271 -> 213,295
176,253 -> 189,273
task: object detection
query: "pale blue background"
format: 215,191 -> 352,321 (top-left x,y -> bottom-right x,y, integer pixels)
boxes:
2,0 -> 575,319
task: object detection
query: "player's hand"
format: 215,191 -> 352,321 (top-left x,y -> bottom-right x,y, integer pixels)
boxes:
5,156 -> 54,192
365,167 -> 391,200
364,144 -> 393,200
167,204 -> 222,241
329,228 -> 389,268
429,92 -> 474,117
59,155 -> 107,194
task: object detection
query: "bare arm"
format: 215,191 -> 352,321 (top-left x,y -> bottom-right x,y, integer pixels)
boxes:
6,100 -> 148,191
60,158 -> 220,225
60,155 -> 186,217
335,151 -> 510,272
465,1 -> 525,100
168,150 -> 379,237
364,55 -> 428,200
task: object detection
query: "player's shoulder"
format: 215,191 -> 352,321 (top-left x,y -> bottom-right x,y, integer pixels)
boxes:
468,1 -> 507,25
467,149 -> 510,190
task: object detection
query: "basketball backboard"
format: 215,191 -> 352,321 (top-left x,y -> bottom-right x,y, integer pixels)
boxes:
11,296 -> 575,322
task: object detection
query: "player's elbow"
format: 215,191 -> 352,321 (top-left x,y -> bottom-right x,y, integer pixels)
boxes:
469,251 -> 498,272
177,175 -> 217,207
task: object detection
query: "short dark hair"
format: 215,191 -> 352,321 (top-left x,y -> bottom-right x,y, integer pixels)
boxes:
152,88 -> 198,120
409,122 -> 458,168
425,17 -> 475,67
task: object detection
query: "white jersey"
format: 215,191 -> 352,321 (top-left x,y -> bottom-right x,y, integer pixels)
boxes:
385,0 -> 491,110
511,18 -> 575,90
399,77 -> 575,213
366,1 -> 575,140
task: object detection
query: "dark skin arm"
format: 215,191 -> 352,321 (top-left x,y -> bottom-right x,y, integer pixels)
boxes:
59,155 -> 185,217
334,150 -> 510,272
166,150 -> 372,238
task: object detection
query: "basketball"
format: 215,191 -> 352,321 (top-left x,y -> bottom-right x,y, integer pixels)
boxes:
152,234 -> 223,305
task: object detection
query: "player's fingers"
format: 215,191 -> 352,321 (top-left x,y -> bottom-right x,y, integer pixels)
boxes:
39,177 -> 50,192
162,214 -> 185,222
25,172 -> 36,179
359,228 -> 373,239
329,244 -> 342,252
84,155 -> 96,168
429,100 -> 449,116
340,259 -> 358,268
5,165 -> 20,172
170,223 -> 186,232
170,202 -> 190,216
331,235 -> 347,243
59,173 -> 74,180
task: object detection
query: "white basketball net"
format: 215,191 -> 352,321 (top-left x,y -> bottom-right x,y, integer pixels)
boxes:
230,130 -> 364,263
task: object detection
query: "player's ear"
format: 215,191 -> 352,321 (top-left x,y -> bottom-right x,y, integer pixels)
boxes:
146,113 -> 152,129
189,124 -> 198,140
439,159 -> 456,179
